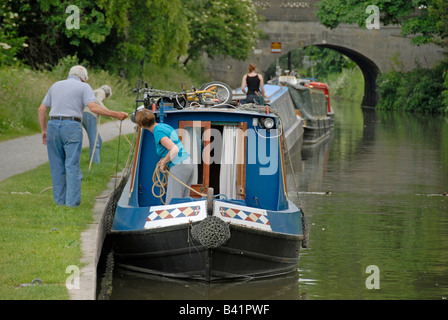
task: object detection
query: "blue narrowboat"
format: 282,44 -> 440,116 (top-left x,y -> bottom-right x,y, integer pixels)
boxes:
108,83 -> 307,281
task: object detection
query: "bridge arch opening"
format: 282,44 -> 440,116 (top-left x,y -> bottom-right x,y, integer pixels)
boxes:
317,44 -> 379,107
264,44 -> 380,107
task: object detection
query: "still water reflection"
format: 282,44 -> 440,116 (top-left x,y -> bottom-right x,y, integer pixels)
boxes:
100,99 -> 448,300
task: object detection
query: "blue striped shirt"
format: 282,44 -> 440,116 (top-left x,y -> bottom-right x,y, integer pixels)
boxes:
42,75 -> 97,119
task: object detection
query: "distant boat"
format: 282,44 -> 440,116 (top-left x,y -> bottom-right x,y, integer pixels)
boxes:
306,81 -> 334,126
268,75 -> 333,145
107,82 -> 308,281
232,83 -> 304,152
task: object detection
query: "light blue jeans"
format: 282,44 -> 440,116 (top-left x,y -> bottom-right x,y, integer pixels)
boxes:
81,112 -> 102,164
47,119 -> 83,207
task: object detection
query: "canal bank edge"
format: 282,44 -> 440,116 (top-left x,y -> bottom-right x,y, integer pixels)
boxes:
68,175 -> 120,300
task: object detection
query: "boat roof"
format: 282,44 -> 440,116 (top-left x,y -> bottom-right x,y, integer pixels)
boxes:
150,105 -> 279,119
232,83 -> 289,105
264,84 -> 289,101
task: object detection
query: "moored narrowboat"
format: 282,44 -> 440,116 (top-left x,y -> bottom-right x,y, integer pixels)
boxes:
267,75 -> 334,145
307,81 -> 334,126
107,82 -> 308,281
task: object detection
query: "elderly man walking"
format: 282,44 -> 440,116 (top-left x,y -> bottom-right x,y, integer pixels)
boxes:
38,65 -> 128,207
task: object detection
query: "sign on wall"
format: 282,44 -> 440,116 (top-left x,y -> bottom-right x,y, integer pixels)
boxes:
271,42 -> 282,53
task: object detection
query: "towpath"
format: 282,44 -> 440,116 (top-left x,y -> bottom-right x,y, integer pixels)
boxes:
0,119 -> 136,181
0,118 -> 135,300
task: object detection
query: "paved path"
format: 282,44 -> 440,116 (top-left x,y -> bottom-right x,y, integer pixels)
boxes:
0,119 -> 136,181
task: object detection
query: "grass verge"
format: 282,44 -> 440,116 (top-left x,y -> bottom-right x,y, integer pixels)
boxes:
0,64 -> 135,142
0,59 -> 209,142
0,134 -> 133,299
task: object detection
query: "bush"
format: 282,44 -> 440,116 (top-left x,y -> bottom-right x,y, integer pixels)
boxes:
444,71 -> 448,108
377,61 -> 448,114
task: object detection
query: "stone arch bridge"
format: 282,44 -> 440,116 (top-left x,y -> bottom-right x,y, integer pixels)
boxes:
205,0 -> 445,106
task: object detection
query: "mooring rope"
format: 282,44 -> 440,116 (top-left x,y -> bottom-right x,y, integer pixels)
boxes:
112,118 -> 133,147
152,162 -> 206,204
95,121 -> 137,200
265,105 -> 309,248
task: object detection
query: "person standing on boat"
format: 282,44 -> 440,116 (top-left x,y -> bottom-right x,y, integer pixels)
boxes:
241,63 -> 266,104
135,109 -> 194,204
81,85 -> 112,164
38,66 -> 128,207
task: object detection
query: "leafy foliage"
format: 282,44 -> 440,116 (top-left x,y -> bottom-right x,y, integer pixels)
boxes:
0,0 -> 260,78
183,0 -> 260,65
443,70 -> 448,108
0,1 -> 27,66
377,62 -> 447,113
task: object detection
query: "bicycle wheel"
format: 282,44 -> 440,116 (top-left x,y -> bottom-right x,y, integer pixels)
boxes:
198,81 -> 233,106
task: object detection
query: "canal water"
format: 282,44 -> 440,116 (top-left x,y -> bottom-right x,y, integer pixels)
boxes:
97,99 -> 448,300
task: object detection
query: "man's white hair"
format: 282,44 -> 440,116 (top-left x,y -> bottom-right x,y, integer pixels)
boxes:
101,85 -> 112,98
69,65 -> 88,82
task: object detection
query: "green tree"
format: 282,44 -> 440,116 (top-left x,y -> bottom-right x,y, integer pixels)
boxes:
0,1 -> 28,66
2,0 -> 262,79
182,0 -> 260,65
428,0 -> 448,47
99,0 -> 190,76
6,0 -> 189,75
9,0 -> 113,68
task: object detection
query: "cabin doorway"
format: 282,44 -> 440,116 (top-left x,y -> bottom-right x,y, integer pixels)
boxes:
178,121 -> 247,200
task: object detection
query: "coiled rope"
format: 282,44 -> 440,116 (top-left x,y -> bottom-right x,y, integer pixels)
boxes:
152,162 -> 206,204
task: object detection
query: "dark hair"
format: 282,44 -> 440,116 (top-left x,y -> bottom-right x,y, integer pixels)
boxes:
135,109 -> 156,128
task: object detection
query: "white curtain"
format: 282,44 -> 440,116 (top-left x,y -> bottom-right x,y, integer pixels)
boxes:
220,126 -> 239,199
181,126 -> 201,184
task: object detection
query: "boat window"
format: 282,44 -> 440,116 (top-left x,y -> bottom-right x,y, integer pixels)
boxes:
219,123 -> 247,200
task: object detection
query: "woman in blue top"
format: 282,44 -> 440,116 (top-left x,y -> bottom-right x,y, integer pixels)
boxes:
135,109 -> 194,204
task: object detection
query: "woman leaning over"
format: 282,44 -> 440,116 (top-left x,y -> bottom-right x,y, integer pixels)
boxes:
135,109 -> 195,204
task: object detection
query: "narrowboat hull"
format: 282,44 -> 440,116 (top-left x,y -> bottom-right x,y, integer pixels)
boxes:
110,221 -> 303,281
109,176 -> 304,281
108,172 -> 305,281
